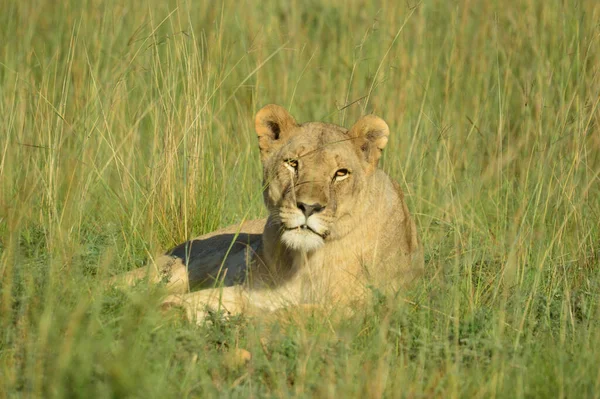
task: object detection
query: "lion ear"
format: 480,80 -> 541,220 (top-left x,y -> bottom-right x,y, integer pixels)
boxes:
348,114 -> 390,169
255,104 -> 298,159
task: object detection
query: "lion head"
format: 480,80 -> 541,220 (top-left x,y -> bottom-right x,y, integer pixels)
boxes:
254,104 -> 391,253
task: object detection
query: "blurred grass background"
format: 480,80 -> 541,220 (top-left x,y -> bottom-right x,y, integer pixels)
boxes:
1,0 -> 599,397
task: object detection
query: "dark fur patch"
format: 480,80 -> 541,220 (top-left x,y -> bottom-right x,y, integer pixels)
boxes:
266,121 -> 281,140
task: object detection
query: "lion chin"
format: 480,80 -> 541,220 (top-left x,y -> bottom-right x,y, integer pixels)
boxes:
281,227 -> 325,252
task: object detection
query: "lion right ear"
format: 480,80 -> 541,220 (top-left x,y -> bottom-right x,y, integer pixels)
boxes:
255,104 -> 298,159
348,114 -> 390,171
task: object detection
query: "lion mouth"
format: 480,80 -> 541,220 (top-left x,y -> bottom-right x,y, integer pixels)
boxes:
280,223 -> 327,252
285,224 -> 325,238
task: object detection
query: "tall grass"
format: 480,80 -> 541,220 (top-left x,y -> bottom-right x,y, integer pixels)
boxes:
1,0 -> 599,396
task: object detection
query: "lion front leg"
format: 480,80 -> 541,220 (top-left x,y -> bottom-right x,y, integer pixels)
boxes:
161,286 -> 248,323
109,255 -> 191,294
161,286 -> 293,324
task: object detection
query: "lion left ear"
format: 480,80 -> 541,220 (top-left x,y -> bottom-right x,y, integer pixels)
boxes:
348,115 -> 390,169
255,104 -> 299,161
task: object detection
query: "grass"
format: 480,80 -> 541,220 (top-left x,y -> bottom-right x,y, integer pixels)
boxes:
1,0 -> 599,397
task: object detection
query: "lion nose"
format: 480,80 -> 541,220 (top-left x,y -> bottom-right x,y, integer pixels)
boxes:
297,202 -> 325,218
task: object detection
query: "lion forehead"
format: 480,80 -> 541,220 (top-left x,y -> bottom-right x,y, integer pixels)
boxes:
280,126 -> 358,162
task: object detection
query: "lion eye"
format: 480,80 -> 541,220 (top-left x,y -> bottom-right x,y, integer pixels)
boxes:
334,168 -> 350,181
284,159 -> 298,171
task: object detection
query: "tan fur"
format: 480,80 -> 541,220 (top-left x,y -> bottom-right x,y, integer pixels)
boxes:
115,104 -> 424,323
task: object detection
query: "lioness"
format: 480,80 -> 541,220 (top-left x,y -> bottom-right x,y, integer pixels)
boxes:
117,104 -> 423,322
